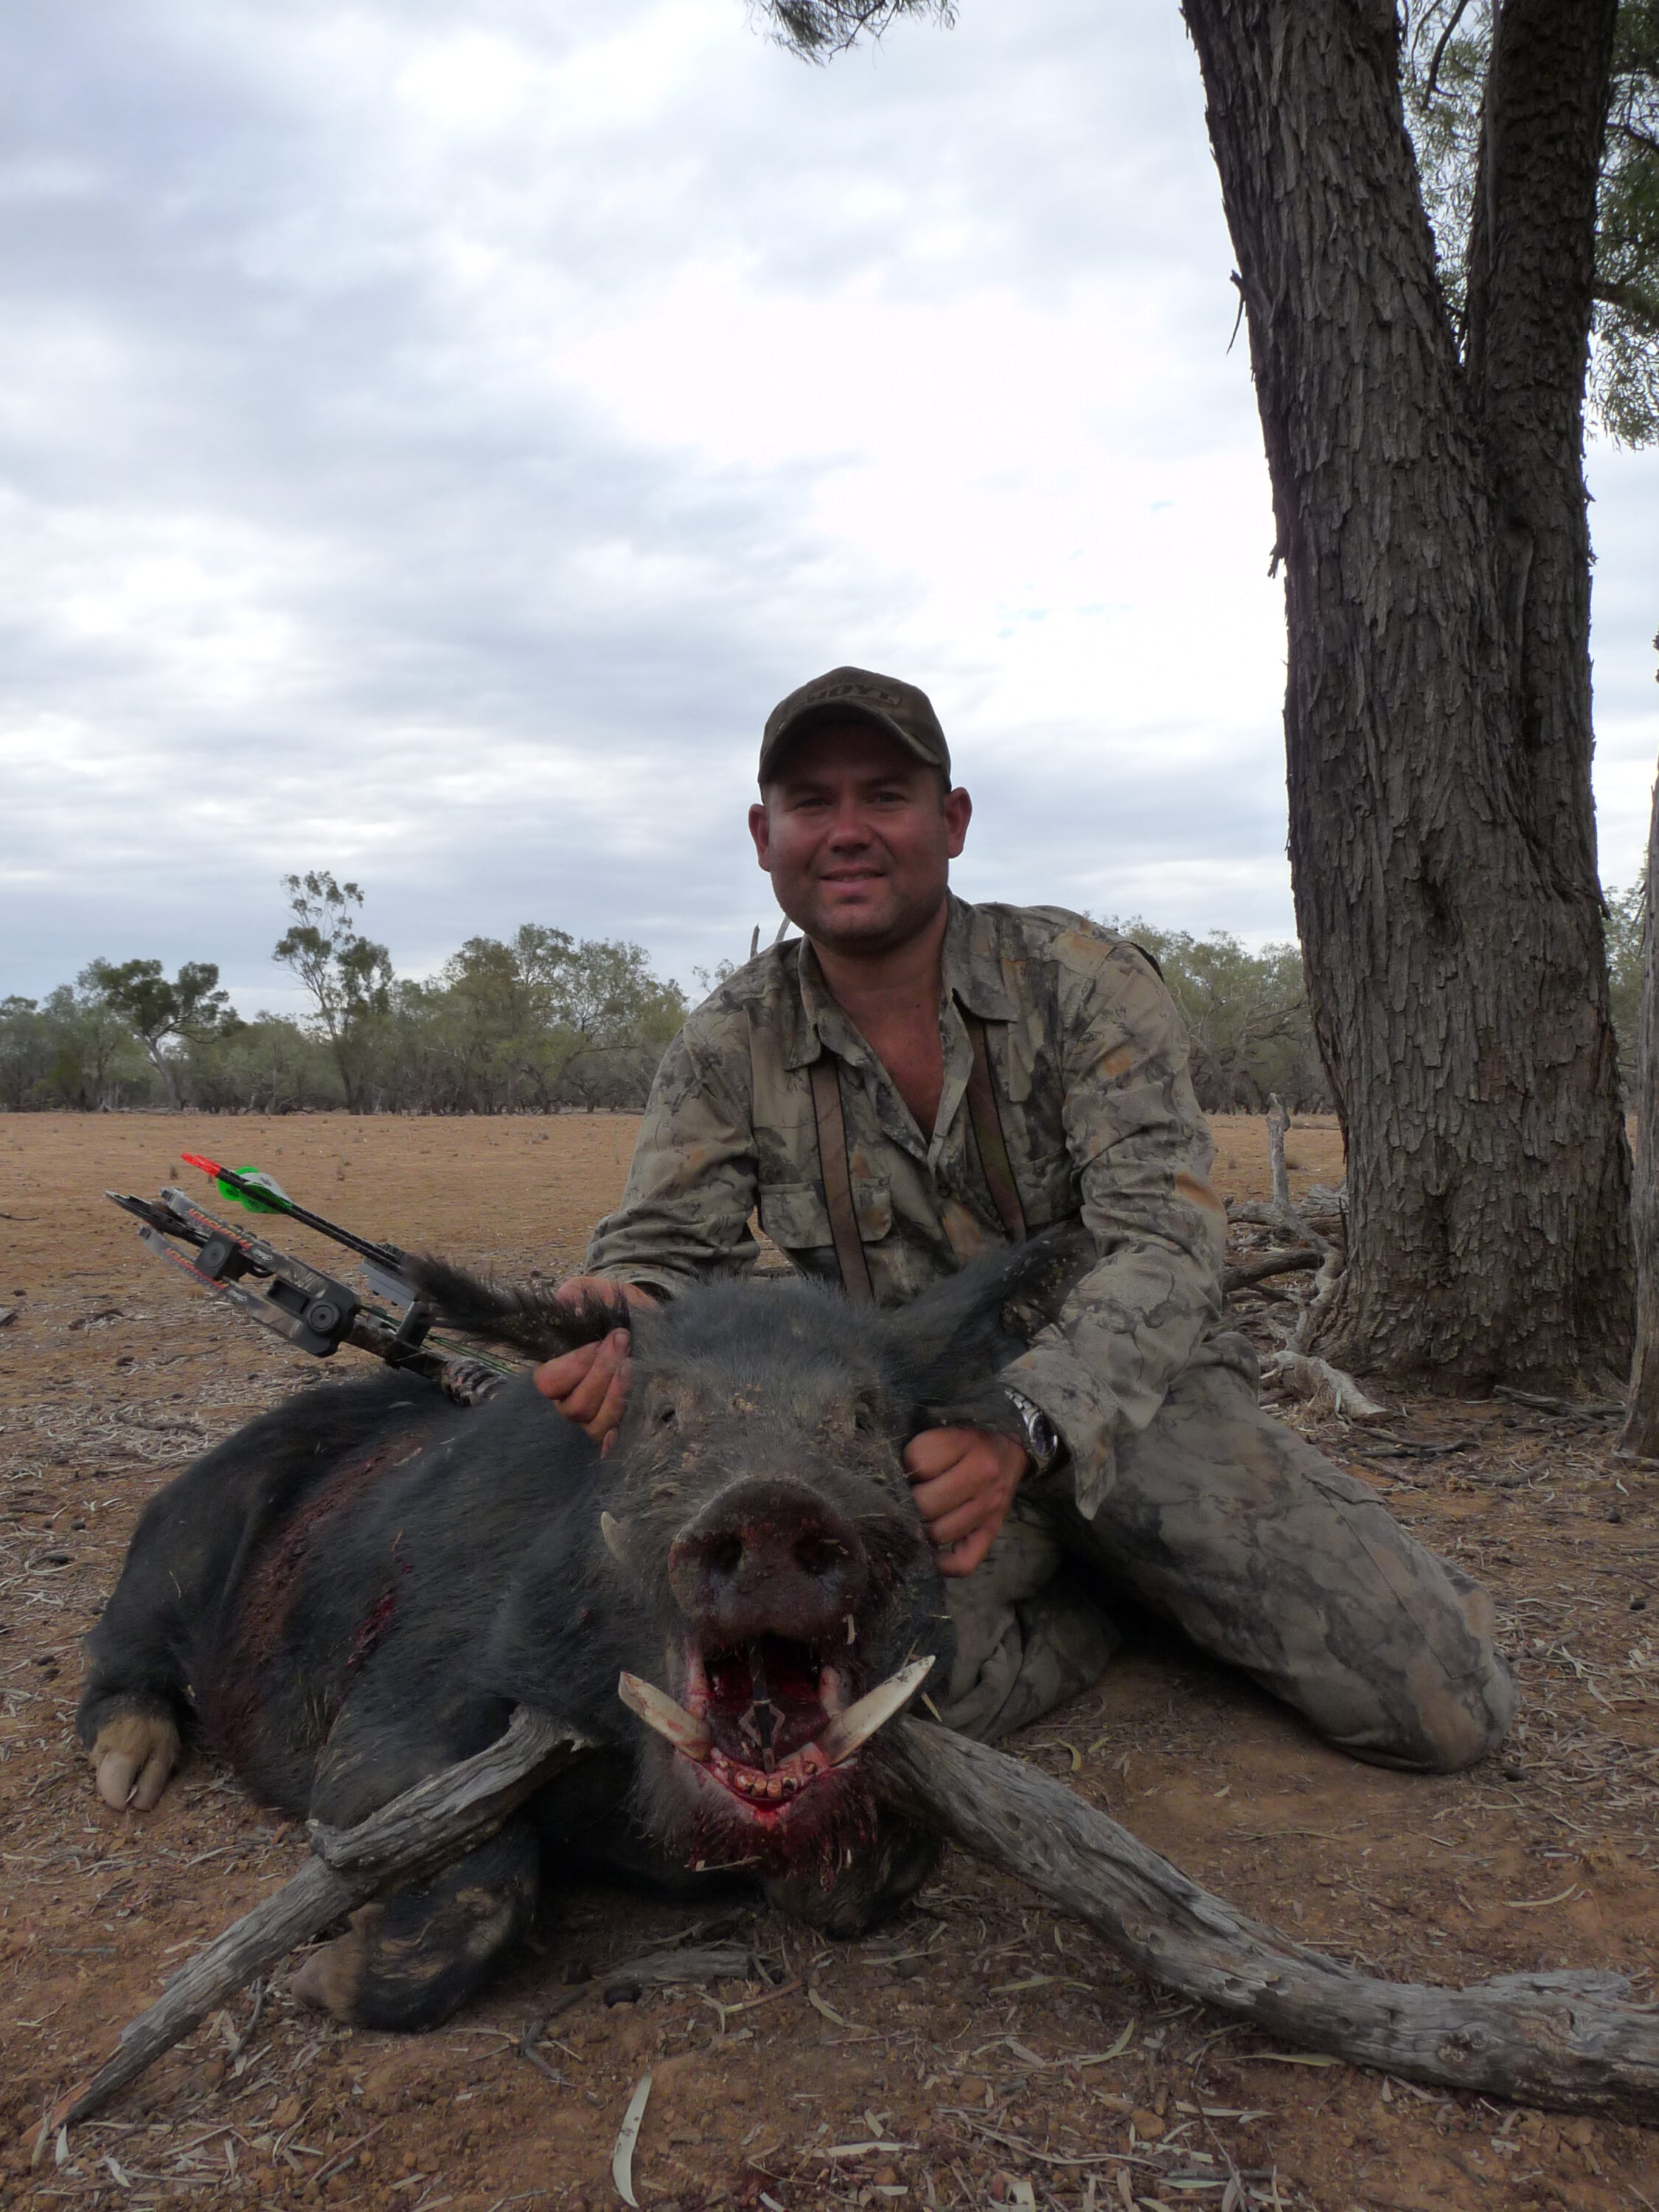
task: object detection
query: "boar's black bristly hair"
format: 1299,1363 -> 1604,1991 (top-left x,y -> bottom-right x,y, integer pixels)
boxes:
877,1218 -> 1096,1437
409,1219 -> 1096,1425
403,1255 -> 635,1362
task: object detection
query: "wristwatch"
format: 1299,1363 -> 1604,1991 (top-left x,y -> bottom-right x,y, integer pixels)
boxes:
1004,1388 -> 1064,1475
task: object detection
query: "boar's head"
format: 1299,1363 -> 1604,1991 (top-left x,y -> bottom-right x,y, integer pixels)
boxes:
411,1225 -> 1088,1886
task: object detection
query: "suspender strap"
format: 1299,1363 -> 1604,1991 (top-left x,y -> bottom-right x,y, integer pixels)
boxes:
809,1017 -> 1025,1299
963,1012 -> 1028,1243
808,1054 -> 875,1304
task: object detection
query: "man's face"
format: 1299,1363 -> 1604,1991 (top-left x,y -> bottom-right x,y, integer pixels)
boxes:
748,722 -> 972,956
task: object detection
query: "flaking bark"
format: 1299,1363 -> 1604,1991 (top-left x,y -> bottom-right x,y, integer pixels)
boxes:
1621,762 -> 1659,1455
1180,0 -> 1632,1388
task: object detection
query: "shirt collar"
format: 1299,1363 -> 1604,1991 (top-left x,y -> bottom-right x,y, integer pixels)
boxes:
941,891 -> 1016,1021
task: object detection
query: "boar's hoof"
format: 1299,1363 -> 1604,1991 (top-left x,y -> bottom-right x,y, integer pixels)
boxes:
91,1708 -> 181,1812
291,1827 -> 541,2030
291,1911 -> 377,2021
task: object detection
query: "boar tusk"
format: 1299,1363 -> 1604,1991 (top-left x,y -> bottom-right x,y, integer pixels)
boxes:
618,1672 -> 712,1761
600,1512 -> 631,1567
818,1655 -> 935,1767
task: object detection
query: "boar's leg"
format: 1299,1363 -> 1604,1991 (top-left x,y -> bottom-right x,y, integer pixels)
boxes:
297,1689 -> 543,2030
76,1450 -> 242,1809
761,1807 -> 940,1939
78,1374 -> 456,1812
291,1818 -> 540,2031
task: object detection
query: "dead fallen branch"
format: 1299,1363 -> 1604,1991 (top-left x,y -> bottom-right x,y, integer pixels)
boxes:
1495,1384 -> 1624,1422
45,1710 -> 592,2134
874,1717 -> 1659,2120
602,1944 -> 757,1994
1222,1248 -> 1321,1292
54,1697 -> 1659,2140
1262,1349 -> 1386,1421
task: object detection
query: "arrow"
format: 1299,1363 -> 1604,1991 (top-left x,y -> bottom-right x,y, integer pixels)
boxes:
178,1154 -> 408,1274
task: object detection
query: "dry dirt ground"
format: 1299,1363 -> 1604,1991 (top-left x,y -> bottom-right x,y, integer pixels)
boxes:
2,1113 -> 1658,2212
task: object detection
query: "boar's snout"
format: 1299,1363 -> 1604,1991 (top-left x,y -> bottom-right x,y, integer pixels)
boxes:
667,1479 -> 868,1644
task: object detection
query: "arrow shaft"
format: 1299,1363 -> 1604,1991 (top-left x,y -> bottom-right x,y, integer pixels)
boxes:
184,1155 -> 404,1270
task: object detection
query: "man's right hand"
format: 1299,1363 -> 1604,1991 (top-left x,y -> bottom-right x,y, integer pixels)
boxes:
532,1276 -> 657,1446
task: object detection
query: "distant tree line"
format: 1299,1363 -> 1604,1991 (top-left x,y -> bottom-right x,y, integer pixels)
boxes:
4,874 -> 1643,1119
1111,921 -> 1331,1115
0,874 -> 689,1114
1126,883 -> 1646,1118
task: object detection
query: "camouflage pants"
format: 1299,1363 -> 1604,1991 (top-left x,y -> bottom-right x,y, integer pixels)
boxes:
939,1338 -> 1517,1773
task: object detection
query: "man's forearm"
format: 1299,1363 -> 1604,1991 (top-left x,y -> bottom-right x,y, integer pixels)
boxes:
1002,1228 -> 1222,1517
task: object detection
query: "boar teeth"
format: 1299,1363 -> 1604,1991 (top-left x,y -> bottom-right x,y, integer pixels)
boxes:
600,1512 -> 631,1567
817,1655 -> 936,1767
617,1672 -> 712,1761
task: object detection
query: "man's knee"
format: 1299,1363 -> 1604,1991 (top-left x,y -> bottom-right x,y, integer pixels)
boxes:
1404,1562 -> 1519,1772
1408,1648 -> 1519,1774
1326,1641 -> 1519,1774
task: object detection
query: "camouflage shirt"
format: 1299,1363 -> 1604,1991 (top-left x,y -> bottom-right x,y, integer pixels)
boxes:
585,894 -> 1225,1515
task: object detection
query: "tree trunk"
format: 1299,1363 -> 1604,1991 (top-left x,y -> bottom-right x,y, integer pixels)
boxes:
1180,0 -> 1632,1389
1620,764 -> 1659,1453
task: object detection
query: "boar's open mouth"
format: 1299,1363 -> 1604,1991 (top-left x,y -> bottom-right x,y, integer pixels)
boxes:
619,1644 -> 933,1827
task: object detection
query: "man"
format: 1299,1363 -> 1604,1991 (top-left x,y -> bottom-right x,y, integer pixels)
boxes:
537,667 -> 1517,1766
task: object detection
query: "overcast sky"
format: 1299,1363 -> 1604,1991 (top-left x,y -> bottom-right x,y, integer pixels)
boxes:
4,0 -> 1656,1015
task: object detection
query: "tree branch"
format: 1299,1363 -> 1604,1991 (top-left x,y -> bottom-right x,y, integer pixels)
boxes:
876,1719 -> 1659,2118
42,1711 -> 592,2136
1423,0 -> 1475,103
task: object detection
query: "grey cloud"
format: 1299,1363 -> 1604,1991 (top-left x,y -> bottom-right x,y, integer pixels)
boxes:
4,0 -> 1650,1014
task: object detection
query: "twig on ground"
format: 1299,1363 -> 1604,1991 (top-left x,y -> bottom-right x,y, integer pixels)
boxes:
1261,1352 -> 1386,1422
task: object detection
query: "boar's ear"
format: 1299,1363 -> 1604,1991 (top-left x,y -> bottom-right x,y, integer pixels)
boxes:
881,1220 -> 1095,1425
403,1255 -> 634,1360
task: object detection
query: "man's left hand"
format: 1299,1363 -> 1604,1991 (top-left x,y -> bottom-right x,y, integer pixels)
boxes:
903,1426 -> 1029,1579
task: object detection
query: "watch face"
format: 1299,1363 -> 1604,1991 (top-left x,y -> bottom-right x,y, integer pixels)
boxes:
1006,1388 -> 1057,1470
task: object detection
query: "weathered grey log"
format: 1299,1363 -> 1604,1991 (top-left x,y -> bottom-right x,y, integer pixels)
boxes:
874,1717 -> 1659,2120
52,1700 -> 1659,2141
1228,1199 -> 1346,1248
48,1710 -> 593,2132
1261,1349 -> 1387,1422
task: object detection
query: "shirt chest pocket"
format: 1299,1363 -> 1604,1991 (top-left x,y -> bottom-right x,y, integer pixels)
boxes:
759,1178 -> 893,1253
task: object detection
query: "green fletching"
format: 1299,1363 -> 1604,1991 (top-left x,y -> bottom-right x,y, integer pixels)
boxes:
219,1166 -> 291,1214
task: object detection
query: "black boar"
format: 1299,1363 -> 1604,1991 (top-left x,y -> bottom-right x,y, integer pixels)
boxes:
76,1231 -> 1086,2031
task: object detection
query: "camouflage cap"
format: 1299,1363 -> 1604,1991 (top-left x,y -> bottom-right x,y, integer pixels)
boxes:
759,666 -> 951,785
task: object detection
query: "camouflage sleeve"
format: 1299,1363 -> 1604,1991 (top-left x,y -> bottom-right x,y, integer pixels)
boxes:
1000,936 -> 1225,1517
582,1001 -> 761,1295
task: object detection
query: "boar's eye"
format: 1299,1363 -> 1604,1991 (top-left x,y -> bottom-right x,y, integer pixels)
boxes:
656,1405 -> 677,1427
852,1405 -> 876,1436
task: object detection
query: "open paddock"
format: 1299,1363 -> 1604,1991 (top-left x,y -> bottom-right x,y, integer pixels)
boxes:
1,1112 -> 1655,2211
